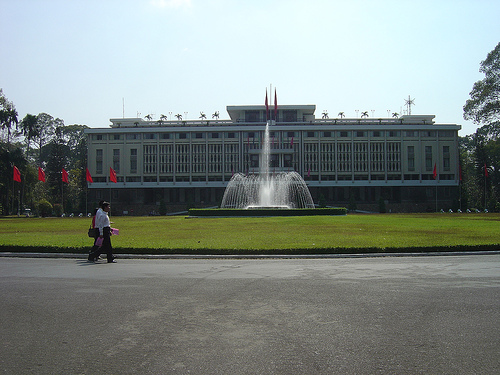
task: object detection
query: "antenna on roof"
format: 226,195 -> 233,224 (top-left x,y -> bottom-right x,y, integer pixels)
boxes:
404,95 -> 415,115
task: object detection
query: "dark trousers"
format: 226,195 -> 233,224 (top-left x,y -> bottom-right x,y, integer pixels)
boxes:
89,227 -> 113,262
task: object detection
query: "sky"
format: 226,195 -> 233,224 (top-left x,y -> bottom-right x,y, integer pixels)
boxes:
1,0 -> 499,136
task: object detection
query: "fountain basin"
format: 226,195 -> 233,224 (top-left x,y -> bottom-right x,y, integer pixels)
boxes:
188,207 -> 347,217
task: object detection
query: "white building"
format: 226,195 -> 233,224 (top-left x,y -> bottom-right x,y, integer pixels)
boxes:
85,104 -> 461,214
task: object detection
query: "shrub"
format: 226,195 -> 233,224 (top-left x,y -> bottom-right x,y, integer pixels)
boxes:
37,199 -> 53,217
53,204 -> 63,216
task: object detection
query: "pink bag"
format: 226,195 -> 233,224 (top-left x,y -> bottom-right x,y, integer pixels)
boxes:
95,237 -> 103,247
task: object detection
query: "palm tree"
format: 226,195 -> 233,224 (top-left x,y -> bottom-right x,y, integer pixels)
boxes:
19,114 -> 38,158
212,111 -> 219,120
0,90 -> 18,144
199,112 -> 207,120
392,112 -> 399,118
144,114 -> 153,121
160,114 -> 168,121
361,111 -> 369,118
338,112 -> 345,119
322,111 -> 329,119
175,114 -> 183,121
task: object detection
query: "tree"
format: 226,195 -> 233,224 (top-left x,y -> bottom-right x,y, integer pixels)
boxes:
35,113 -> 58,164
44,126 -> 69,207
18,114 -> 38,160
464,42 -> 500,126
463,42 -> 500,211
0,89 -> 19,144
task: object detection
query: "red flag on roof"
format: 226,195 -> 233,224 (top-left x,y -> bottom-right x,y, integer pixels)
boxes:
86,168 -> 93,183
274,88 -> 278,120
484,163 -> 489,177
433,163 -> 437,179
13,166 -> 21,182
265,90 -> 269,121
62,168 -> 69,183
38,167 -> 46,182
110,167 -> 117,183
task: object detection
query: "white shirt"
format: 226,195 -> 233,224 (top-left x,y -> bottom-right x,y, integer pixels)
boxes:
95,208 -> 110,236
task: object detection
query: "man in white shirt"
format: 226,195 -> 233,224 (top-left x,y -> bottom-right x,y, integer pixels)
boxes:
90,201 -> 116,263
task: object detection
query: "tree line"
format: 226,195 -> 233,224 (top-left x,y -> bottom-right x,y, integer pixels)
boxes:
1,42 -> 499,215
0,91 -> 88,215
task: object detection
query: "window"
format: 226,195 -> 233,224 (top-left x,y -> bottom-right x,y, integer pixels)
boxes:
144,145 -> 157,173
126,133 -> 141,140
323,131 -> 332,138
144,133 -> 157,140
307,131 -> 316,138
226,132 -> 236,139
339,131 -> 350,138
443,146 -> 450,171
283,110 -> 297,122
422,131 -> 436,138
195,133 -> 204,139
113,149 -> 120,173
425,146 -> 433,171
93,134 -> 105,141
210,133 -> 220,139
245,110 -> 260,122
160,133 -> 170,139
178,133 -> 188,139
356,131 -> 366,137
130,149 -> 137,174
112,134 -> 122,140
408,146 -> 415,171
372,131 -> 382,137
96,149 -> 103,174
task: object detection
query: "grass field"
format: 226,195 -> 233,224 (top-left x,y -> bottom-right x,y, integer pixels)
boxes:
0,213 -> 499,255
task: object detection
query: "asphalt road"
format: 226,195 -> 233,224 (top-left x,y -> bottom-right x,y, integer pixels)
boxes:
1,255 -> 499,374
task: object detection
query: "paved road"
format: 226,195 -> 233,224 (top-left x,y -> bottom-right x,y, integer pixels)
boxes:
1,255 -> 499,374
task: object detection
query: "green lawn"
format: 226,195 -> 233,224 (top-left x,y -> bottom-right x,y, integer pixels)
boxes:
0,213 -> 499,255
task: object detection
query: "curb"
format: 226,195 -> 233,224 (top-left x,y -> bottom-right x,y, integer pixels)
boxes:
1,251 -> 500,260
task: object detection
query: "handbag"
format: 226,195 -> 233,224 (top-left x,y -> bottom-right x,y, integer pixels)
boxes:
88,226 -> 99,238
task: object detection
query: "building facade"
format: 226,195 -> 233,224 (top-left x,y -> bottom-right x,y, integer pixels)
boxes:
85,104 -> 461,214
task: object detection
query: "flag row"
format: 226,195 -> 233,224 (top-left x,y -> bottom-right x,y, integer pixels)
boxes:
12,166 -> 96,183
12,164 -> 490,184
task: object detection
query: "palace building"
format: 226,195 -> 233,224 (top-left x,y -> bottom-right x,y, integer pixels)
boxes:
85,103 -> 461,214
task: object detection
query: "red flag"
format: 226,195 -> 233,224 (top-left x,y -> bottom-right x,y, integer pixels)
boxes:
274,88 -> 278,120
86,168 -> 93,183
38,167 -> 46,182
110,167 -> 117,183
290,136 -> 294,147
484,163 -> 489,177
265,90 -> 269,121
433,163 -> 437,179
62,168 -> 69,183
307,168 -> 311,178
13,166 -> 21,182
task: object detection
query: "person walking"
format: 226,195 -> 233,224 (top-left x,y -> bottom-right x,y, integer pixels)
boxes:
91,201 -> 116,263
88,201 -> 104,262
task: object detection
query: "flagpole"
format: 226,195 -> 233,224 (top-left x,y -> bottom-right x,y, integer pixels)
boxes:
484,173 -> 487,210
61,171 -> 64,215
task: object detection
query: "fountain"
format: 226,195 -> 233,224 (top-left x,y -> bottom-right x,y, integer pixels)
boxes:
220,121 -> 315,209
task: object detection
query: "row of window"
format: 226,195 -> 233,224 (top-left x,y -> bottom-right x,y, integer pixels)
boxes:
95,145 -> 451,175
92,130 -> 456,142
